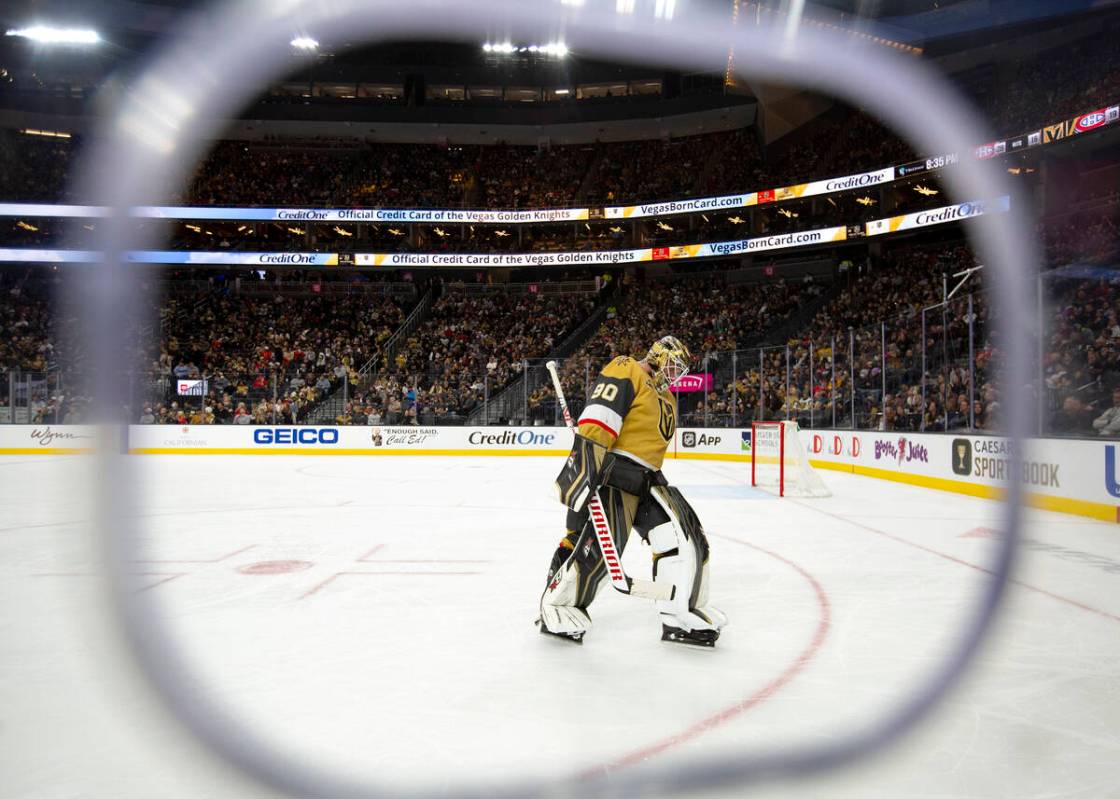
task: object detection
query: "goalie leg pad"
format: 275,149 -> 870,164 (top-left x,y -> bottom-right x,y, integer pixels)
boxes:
647,486 -> 727,633
538,485 -> 639,638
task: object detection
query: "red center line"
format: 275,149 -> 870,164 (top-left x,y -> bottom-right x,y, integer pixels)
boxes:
356,544 -> 386,562
361,559 -> 490,564
31,571 -> 186,592
299,570 -> 483,600
793,501 -> 1120,625
131,544 -> 257,564
578,533 -> 831,778
136,573 -> 187,592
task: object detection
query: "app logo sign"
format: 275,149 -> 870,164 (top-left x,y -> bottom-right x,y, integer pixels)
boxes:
253,428 -> 340,445
681,431 -> 697,448
951,438 -> 972,476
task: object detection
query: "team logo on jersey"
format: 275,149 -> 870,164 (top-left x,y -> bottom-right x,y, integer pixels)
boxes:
656,396 -> 675,441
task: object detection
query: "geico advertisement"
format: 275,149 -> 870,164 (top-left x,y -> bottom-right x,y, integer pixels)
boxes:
130,424 -> 346,449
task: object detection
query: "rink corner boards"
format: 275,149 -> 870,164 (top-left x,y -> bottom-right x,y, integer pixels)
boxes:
808,458 -> 1120,524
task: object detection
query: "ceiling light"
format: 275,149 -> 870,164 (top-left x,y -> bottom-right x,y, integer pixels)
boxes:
19,128 -> 71,138
482,43 -> 492,52
290,37 -> 318,50
554,88 -> 570,95
6,26 -> 100,45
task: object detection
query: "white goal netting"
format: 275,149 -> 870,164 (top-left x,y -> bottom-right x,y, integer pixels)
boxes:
751,421 -> 831,498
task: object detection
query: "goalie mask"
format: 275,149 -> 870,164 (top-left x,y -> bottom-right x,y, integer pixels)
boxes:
646,335 -> 691,390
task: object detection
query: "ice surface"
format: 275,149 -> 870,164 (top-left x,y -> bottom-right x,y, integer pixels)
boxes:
1,453 -> 1118,798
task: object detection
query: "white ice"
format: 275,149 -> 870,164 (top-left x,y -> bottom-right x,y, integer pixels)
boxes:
1,452 -> 1118,798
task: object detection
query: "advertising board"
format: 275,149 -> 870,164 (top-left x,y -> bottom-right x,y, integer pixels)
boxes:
6,424 -> 1110,523
126,425 -> 573,455
799,429 -> 1119,522
0,425 -> 97,454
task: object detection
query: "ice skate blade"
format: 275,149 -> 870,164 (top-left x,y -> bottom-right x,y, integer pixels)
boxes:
661,625 -> 719,648
537,620 -> 584,645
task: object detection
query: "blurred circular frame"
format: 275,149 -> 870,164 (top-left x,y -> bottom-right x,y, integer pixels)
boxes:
84,1 -> 1035,797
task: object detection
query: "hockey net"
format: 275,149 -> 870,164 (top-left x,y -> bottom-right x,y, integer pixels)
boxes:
750,421 -> 831,497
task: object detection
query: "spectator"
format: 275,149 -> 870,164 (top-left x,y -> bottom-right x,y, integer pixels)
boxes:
1051,396 -> 1092,434
1092,387 -> 1120,436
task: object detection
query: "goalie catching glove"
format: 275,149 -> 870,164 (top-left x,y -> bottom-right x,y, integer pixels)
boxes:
554,433 -> 607,512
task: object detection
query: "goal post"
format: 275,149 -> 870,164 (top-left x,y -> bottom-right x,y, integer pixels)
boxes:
750,421 -> 831,497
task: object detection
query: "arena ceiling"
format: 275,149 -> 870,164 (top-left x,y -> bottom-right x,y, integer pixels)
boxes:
2,0 -> 1116,55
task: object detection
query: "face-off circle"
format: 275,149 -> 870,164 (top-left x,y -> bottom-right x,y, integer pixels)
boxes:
236,561 -> 315,576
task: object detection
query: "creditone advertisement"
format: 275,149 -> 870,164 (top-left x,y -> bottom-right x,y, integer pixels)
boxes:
772,167 -> 895,202
0,250 -> 343,266
0,248 -> 100,263
355,248 -> 652,268
355,226 -> 848,268
128,251 -> 344,266
864,196 -> 1010,237
0,203 -> 590,225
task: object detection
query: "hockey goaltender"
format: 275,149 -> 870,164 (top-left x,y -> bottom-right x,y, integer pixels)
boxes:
538,336 -> 728,647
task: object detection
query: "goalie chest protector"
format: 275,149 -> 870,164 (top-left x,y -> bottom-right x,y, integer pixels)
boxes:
577,356 -> 677,470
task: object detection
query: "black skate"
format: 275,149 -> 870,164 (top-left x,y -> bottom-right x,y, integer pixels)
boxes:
661,624 -> 719,648
537,619 -> 584,645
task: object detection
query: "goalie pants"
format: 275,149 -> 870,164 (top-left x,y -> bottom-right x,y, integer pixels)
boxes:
543,459 -> 712,621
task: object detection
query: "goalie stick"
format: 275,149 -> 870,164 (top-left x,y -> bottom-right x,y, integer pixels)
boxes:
545,360 -> 673,602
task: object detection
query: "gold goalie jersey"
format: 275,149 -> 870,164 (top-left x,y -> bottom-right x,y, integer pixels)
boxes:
577,356 -> 676,470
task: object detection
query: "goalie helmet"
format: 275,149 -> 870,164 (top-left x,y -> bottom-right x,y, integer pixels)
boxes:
645,335 -> 691,390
